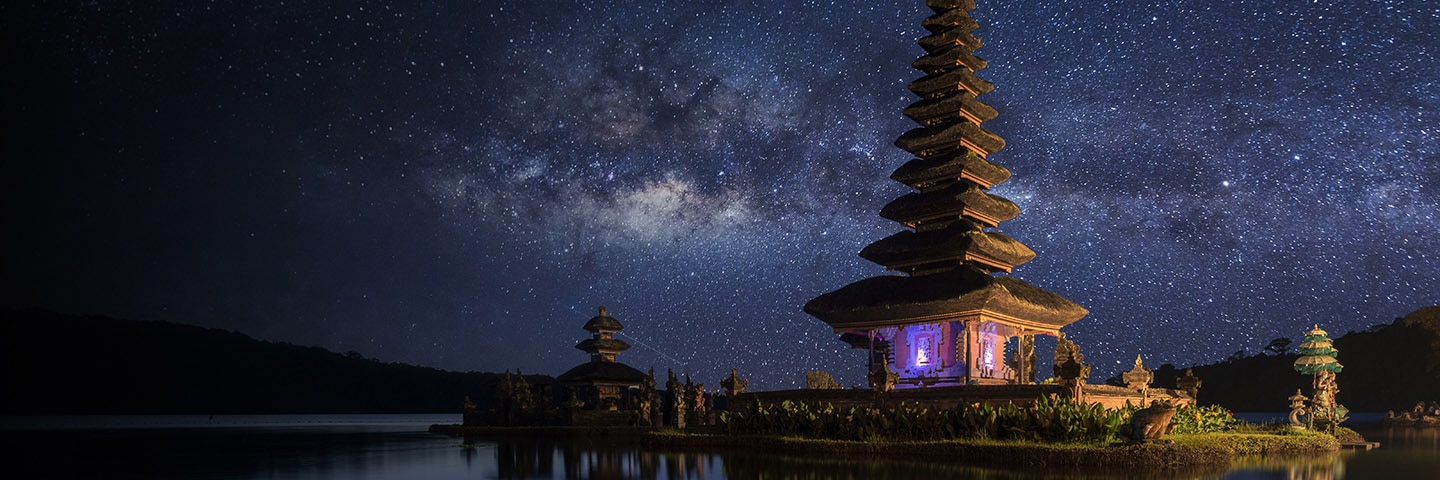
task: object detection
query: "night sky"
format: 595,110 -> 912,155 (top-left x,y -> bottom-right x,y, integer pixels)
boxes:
4,1 -> 1437,390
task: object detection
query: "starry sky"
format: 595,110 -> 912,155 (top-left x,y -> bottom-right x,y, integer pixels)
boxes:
3,0 -> 1437,390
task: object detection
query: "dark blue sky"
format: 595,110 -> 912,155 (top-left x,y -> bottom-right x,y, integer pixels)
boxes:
4,0 -> 1437,389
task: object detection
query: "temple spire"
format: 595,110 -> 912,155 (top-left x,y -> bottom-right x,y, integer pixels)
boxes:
804,0 -> 1087,388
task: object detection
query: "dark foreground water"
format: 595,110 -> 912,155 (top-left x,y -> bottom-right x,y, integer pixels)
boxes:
2,414 -> 1436,479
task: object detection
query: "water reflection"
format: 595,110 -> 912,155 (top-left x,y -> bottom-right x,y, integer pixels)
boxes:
475,436 -> 1235,480
720,452 -> 1230,480
1379,425 -> 1440,450
477,437 -> 724,479
1231,453 -> 1345,480
1340,426 -> 1440,480
7,415 -> 1436,479
472,428 -> 1440,480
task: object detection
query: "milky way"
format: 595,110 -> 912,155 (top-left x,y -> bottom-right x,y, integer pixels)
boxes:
4,1 -> 1437,389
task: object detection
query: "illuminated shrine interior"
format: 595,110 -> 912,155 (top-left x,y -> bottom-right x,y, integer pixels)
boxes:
855,318 -> 1047,388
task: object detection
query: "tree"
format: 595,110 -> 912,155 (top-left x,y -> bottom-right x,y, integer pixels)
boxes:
805,370 -> 842,389
1225,349 -> 1249,363
1264,337 -> 1293,355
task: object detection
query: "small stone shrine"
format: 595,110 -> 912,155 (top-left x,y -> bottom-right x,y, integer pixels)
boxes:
721,367 -> 749,397
804,0 -> 1088,389
1122,355 -> 1154,390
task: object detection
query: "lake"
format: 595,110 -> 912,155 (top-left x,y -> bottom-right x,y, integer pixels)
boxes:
2,414 -> 1436,479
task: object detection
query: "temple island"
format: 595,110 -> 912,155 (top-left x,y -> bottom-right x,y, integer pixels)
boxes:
435,0 -> 1356,464
456,0 -> 1191,428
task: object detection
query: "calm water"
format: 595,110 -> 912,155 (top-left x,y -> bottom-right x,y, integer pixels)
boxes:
2,414 -> 1436,479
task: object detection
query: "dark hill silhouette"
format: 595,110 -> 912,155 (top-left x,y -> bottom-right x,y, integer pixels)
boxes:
0,309 -> 551,414
1152,306 -> 1440,412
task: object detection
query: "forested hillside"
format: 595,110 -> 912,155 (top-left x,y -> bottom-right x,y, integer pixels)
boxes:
1,310 -> 549,414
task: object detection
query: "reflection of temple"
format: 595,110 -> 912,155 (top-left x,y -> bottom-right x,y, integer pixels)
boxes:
556,307 -> 649,408
489,438 -> 717,480
805,0 -> 1087,389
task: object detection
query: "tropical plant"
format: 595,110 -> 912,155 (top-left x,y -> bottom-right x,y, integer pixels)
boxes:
720,395 -> 1132,444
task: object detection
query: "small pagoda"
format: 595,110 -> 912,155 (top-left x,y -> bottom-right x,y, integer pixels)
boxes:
805,0 -> 1088,388
555,306 -> 649,408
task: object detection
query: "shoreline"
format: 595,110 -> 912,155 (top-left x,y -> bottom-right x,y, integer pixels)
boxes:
429,424 -> 1341,467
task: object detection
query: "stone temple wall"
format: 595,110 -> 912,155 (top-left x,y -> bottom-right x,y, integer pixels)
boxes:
731,384 -> 1192,411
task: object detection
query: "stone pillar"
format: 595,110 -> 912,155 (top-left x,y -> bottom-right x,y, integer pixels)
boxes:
964,320 -> 979,384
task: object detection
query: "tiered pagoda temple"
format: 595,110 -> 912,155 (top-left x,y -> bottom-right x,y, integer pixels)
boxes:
556,306 -> 649,407
805,0 -> 1088,388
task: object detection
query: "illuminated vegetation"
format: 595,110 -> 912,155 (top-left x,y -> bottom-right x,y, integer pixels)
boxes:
719,396 -> 1236,444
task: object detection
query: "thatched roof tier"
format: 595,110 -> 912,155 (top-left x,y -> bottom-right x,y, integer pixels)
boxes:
923,8 -> 979,33
838,332 -> 874,349
803,266 -> 1088,333
920,28 -> 982,52
896,121 -> 1005,158
909,67 -> 994,98
890,150 -> 1011,189
583,306 -> 624,332
880,182 -> 1019,228
903,91 -> 997,127
927,0 -> 977,12
556,360 -> 649,385
913,46 -> 987,75
575,337 -> 631,354
859,223 -> 1035,273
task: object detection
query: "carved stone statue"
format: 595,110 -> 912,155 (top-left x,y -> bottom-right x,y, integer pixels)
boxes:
1175,369 -> 1202,400
665,369 -> 681,396
1313,370 -> 1337,411
1309,369 -> 1348,431
1014,335 -> 1036,384
643,367 -> 657,395
1052,333 -> 1090,379
671,385 -> 687,429
869,362 -> 898,393
1121,399 -> 1177,443
1052,333 -> 1090,399
667,369 -> 686,428
692,384 -> 707,425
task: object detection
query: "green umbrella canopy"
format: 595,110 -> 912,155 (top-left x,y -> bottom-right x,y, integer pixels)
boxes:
1294,324 -> 1343,374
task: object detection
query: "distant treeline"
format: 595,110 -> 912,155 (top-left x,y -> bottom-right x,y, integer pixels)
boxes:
6,307 -> 1437,415
0,309 -> 549,414
1148,306 -> 1440,412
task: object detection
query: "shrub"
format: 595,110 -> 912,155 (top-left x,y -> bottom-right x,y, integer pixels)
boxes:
720,395 -> 1129,444
1170,404 -> 1238,434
